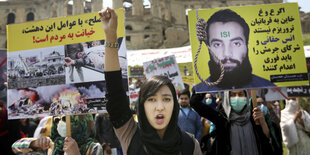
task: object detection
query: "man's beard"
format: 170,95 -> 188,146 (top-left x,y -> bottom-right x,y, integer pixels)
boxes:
208,55 -> 253,89
180,103 -> 189,108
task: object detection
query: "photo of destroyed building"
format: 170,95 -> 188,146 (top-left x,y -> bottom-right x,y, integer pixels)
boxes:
7,46 -> 65,89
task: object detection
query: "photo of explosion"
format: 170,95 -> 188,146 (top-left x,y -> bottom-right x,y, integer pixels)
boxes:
7,80 -> 107,119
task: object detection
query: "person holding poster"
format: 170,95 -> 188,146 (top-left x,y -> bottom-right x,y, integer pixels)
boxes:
280,98 -> 310,155
0,100 -> 24,155
12,115 -> 102,155
95,113 -> 121,155
195,9 -> 276,92
190,89 -> 282,155
100,7 -> 202,155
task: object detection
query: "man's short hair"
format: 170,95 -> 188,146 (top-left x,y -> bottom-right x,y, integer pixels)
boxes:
205,9 -> 250,46
178,89 -> 190,98
229,90 -> 248,97
67,43 -> 83,53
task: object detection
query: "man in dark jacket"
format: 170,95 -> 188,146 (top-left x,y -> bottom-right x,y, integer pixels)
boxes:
0,100 -> 24,155
95,113 -> 121,155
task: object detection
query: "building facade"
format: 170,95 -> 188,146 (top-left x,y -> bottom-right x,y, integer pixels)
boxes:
1,0 -> 309,50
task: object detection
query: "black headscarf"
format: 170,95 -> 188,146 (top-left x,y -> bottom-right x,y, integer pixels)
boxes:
137,76 -> 182,155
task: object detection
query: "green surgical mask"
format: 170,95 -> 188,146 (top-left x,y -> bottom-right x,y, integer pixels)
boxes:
205,98 -> 212,105
230,97 -> 247,113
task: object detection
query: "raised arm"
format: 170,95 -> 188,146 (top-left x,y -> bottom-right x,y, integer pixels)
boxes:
99,7 -> 119,72
190,90 -> 228,128
99,8 -> 132,128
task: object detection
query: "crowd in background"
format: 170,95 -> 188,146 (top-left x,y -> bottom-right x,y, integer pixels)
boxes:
1,86 -> 310,154
1,7 -> 310,155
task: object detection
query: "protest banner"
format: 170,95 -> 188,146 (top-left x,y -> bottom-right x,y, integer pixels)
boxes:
6,9 -> 127,119
265,87 -> 288,101
178,62 -> 195,91
188,3 -> 309,92
129,88 -> 140,110
143,55 -> 185,92
127,46 -> 192,66
286,45 -> 310,97
304,46 -> 310,57
129,66 -> 144,78
305,46 -> 310,80
127,46 -> 192,105
287,86 -> 310,97
256,87 -> 288,101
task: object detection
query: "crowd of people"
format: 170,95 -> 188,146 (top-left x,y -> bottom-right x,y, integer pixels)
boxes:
1,7 -> 310,155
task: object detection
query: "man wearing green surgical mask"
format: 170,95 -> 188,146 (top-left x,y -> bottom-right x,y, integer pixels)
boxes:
229,90 -> 248,113
191,89 -> 283,155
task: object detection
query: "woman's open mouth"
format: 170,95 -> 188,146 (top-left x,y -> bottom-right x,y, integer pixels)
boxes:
155,114 -> 164,125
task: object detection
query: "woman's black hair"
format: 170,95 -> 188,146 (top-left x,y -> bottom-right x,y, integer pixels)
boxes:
138,75 -> 179,129
137,75 -> 182,154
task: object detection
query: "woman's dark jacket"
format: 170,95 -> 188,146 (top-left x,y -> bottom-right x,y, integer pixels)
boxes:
190,93 -> 283,155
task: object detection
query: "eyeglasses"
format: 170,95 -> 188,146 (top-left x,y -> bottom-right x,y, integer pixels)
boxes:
53,116 -> 66,124
257,102 -> 264,106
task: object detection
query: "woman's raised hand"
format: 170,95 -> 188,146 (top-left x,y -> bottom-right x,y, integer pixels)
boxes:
99,7 -> 118,41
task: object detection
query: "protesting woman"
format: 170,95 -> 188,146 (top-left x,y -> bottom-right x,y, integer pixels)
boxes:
100,7 -> 201,155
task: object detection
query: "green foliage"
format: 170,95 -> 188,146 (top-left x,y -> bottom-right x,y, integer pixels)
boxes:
303,33 -> 310,45
283,142 -> 288,155
301,97 -> 310,113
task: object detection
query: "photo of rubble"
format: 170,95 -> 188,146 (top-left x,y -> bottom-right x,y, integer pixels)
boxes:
7,80 -> 109,119
64,37 -> 127,84
7,46 -> 66,89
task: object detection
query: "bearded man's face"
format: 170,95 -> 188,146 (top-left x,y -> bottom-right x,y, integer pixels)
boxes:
208,21 -> 248,72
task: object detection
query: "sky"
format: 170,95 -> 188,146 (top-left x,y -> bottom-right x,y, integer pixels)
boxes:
285,0 -> 310,13
1,0 -> 307,13
102,0 -> 150,8
102,0 -> 112,8
101,0 -> 309,13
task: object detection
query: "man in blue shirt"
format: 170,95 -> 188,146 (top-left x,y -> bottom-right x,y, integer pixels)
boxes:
177,89 -> 202,141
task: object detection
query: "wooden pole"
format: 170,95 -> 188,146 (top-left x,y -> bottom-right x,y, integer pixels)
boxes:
251,90 -> 259,125
297,97 -> 301,110
66,115 -> 71,137
251,90 -> 257,107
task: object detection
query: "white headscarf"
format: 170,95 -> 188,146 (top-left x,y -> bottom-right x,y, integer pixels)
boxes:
282,99 -> 299,117
280,99 -> 300,148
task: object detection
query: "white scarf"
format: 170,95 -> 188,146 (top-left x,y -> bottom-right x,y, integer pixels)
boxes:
280,99 -> 300,147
